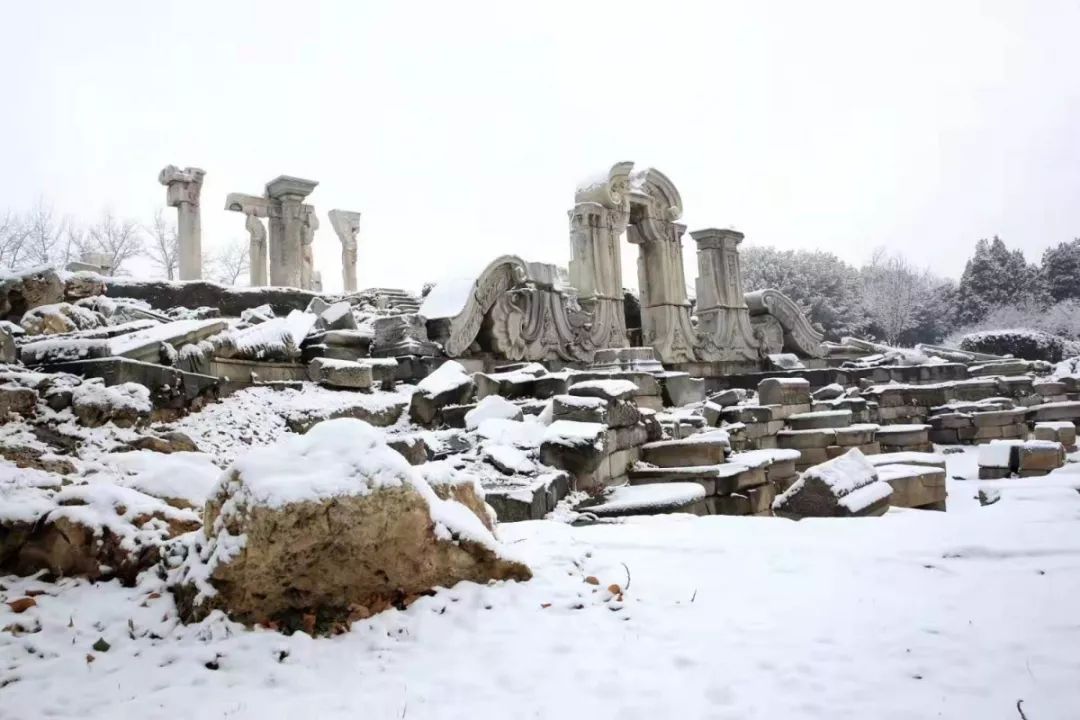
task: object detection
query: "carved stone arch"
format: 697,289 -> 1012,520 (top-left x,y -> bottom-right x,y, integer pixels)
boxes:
436,255 -> 530,357
745,288 -> 825,358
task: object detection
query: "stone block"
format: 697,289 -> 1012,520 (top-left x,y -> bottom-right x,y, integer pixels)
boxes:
875,464 -> 947,510
1017,442 -> 1065,472
707,388 -> 746,407
758,377 -> 811,407
722,405 -> 773,424
659,372 -> 706,407
929,412 -> 974,430
971,409 -> 1028,428
767,403 -> 813,421
707,493 -> 751,516
306,357 -> 373,390
745,483 -> 777,514
606,423 -> 649,452
777,428 -> 836,449
978,467 -> 1011,480
773,449 -> 892,519
874,425 -> 930,447
833,424 -> 877,446
788,410 -> 852,430
641,435 -> 728,467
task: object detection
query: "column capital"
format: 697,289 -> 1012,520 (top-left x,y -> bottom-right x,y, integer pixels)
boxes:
158,165 -> 205,207
690,227 -> 744,249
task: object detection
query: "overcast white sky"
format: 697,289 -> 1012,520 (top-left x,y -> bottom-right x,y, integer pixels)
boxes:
2,0 -> 1078,293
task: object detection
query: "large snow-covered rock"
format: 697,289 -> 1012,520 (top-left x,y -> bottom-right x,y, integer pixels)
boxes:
20,302 -> 105,336
0,266 -> 64,319
172,418 -> 529,630
409,360 -> 475,426
71,380 -> 152,428
773,448 -> 892,519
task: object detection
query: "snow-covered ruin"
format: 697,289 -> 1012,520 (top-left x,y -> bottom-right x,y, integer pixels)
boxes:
3,162 -> 1080,717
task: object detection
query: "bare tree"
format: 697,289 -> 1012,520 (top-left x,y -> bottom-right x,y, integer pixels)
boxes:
144,208 -> 179,280
208,238 -> 250,286
86,210 -> 144,275
861,248 -> 933,345
21,200 -> 67,267
0,210 -> 29,268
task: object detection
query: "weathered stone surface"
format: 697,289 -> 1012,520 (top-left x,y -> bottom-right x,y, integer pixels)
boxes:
758,377 -> 811,406
1,267 -> 65,320
659,372 -> 706,407
777,428 -> 835,449
0,384 -> 38,421
1017,441 -> 1065,472
773,449 -> 892,519
71,381 -> 152,428
176,420 -> 529,628
875,464 -> 946,510
788,410 -> 852,430
387,435 -> 431,466
1034,421 -> 1077,448
126,431 -> 200,454
640,436 -> 728,467
408,360 -> 475,426
874,424 -> 930,447
833,423 -> 878,446
0,325 -> 15,364
812,383 -> 845,401
307,357 -> 373,390
722,405 -> 773,424
105,277 -> 321,317
707,388 -> 746,407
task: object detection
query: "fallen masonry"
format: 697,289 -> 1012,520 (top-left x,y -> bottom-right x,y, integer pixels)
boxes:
3,160 -> 1080,639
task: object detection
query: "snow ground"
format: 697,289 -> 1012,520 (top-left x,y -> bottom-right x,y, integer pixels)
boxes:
3,448 -> 1080,719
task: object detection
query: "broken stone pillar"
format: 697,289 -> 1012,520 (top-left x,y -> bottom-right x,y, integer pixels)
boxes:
690,228 -> 759,363
625,167 -> 699,364
245,214 -> 268,286
568,162 -> 633,351
265,176 -> 318,289
328,209 -> 362,293
225,194 -> 272,287
158,165 -> 206,280
299,206 -> 319,291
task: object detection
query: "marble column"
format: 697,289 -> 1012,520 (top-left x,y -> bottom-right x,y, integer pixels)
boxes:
690,228 -> 759,362
265,176 -> 318,288
225,193 -> 272,287
328,209 -> 362,293
245,213 -> 268,286
299,206 -> 319,291
567,162 -> 633,350
158,165 -> 205,280
625,167 -> 700,364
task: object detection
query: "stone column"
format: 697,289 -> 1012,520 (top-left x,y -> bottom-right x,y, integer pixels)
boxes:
690,228 -> 759,362
225,193 -> 272,287
158,165 -> 206,280
567,162 -> 633,350
265,176 -> 318,288
299,206 -> 319,290
245,213 -> 268,286
328,209 -> 362,293
625,167 -> 700,364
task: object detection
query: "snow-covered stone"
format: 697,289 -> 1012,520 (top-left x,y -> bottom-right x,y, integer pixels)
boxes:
773,448 -> 892,518
172,418 -> 530,629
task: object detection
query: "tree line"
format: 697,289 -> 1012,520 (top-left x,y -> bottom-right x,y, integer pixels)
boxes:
0,201 -> 249,284
741,235 -> 1080,347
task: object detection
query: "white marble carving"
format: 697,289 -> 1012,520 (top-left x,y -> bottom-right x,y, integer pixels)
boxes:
158,165 -> 205,280
690,228 -> 759,363
328,209 -> 362,293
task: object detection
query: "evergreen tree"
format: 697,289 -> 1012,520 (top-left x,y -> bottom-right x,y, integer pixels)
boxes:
1039,238 -> 1080,302
955,236 -> 1038,325
741,247 -> 871,341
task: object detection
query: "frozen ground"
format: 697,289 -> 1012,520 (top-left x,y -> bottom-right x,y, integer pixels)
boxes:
3,448 -> 1080,719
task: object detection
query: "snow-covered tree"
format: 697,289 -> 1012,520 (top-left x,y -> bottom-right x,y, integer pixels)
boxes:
955,236 -> 1039,325
1039,238 -> 1080,303
85,210 -> 144,275
741,246 -> 870,341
